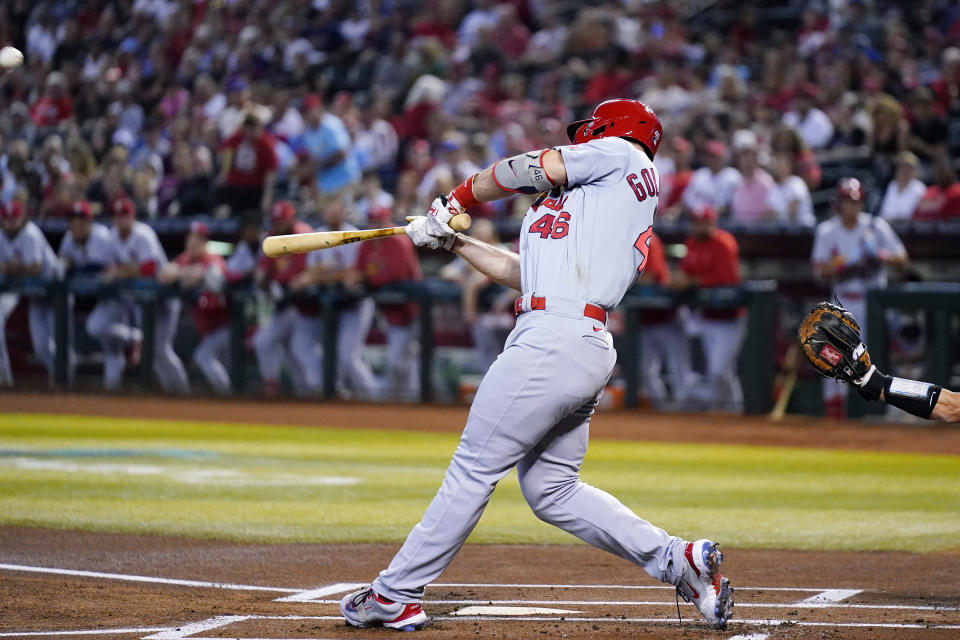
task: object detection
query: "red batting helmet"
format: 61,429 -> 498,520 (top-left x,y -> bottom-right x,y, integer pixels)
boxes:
566,99 -> 663,158
835,177 -> 864,203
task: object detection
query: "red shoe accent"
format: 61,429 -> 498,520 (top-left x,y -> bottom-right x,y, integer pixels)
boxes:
684,542 -> 701,577
392,603 -> 424,623
374,592 -> 395,605
683,580 -> 699,599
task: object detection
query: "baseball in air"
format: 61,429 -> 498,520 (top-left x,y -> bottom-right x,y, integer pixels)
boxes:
0,46 -> 23,69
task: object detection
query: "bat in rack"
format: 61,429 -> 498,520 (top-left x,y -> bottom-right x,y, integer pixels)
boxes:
262,213 -> 472,257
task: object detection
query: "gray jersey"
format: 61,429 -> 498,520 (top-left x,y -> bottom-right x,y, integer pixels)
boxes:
0,221 -> 59,279
59,223 -> 113,273
109,221 -> 168,271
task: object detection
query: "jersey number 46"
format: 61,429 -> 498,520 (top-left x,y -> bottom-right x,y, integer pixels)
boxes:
528,211 -> 571,239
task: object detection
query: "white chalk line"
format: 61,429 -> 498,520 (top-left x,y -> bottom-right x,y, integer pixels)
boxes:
147,614 -> 960,632
0,564 -> 862,598
305,597 -> 960,611
431,582 -> 829,592
0,629 -> 170,637
0,564 -> 299,593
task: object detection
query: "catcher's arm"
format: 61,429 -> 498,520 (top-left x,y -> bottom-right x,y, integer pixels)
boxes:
798,301 -> 954,422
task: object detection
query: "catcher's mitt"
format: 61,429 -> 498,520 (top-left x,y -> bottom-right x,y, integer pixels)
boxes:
797,301 -> 872,381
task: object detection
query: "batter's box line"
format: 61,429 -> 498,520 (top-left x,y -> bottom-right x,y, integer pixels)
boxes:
276,581 -> 859,603
304,597 -> 960,611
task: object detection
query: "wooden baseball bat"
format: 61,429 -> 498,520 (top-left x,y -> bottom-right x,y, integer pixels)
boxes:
262,213 -> 471,257
769,343 -> 800,422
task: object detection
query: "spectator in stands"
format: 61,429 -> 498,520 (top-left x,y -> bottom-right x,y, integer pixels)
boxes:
347,207 -> 422,400
637,231 -> 693,407
654,136 -> 693,219
351,98 -> 399,181
879,152 -> 927,221
30,72 -> 73,128
169,144 -> 214,217
867,94 -> 908,183
293,94 -> 360,197
216,114 -> 278,216
355,173 -> 394,224
914,157 -> 960,221
930,46 -> 960,118
682,140 -> 741,218
674,206 -> 745,411
783,83 -> 834,149
766,153 -> 816,226
907,87 -> 948,168
770,124 -> 821,190
158,222 -> 231,395
730,133 -> 774,224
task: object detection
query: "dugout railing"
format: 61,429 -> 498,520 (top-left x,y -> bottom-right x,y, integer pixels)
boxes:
0,275 -> 780,412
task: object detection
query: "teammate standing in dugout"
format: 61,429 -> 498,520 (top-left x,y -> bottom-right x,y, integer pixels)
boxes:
339,99 -> 735,631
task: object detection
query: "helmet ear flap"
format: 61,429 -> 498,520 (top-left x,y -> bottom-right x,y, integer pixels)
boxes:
566,119 -> 591,143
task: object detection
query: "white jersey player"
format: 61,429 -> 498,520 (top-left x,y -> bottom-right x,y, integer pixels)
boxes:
340,100 -> 734,631
812,178 -> 908,418
0,201 -> 60,384
290,198 -> 378,399
86,197 -> 190,392
59,201 -> 114,381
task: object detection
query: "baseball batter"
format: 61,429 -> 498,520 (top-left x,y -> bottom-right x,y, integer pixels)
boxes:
0,200 -> 60,384
340,100 -> 733,631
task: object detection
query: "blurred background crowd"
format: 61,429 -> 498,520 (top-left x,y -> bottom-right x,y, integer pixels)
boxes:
0,0 -> 958,416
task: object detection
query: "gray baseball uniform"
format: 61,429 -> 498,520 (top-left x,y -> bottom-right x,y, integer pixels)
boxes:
306,223 -> 377,398
811,212 -> 906,402
59,222 -> 113,379
372,138 -> 690,602
0,221 -> 60,382
87,221 -> 189,392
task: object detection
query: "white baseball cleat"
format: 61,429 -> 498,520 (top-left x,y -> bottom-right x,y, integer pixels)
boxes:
675,539 -> 734,629
340,586 -> 428,631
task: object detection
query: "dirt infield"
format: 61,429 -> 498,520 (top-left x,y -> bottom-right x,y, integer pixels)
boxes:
3,527 -> 960,640
3,393 -> 960,639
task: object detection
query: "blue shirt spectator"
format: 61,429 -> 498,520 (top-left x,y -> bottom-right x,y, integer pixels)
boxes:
292,95 -> 360,194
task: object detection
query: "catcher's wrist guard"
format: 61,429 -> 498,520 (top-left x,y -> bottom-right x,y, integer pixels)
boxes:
856,368 -> 942,420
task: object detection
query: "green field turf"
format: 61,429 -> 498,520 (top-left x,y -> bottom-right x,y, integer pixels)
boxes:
0,413 -> 958,552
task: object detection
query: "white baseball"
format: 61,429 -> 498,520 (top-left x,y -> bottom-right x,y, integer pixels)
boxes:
0,46 -> 23,69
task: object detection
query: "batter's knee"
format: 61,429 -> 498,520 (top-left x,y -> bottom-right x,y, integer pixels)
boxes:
518,464 -> 581,522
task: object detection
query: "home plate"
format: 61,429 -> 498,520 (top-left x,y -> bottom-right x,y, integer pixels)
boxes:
451,606 -> 582,616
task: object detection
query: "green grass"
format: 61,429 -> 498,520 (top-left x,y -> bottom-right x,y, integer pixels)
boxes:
0,413 -> 958,551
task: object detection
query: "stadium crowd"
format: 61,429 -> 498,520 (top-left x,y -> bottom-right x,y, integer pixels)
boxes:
0,0 -> 957,407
